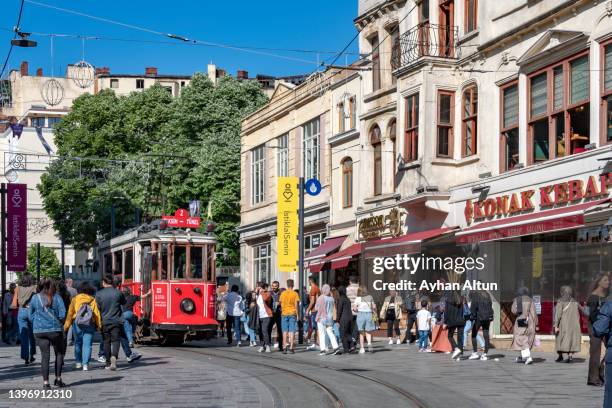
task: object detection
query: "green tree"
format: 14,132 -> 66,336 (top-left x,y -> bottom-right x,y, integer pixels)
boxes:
39,75 -> 267,265
26,245 -> 62,278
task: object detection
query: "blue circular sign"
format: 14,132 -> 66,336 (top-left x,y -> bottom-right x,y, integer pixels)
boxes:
304,178 -> 322,196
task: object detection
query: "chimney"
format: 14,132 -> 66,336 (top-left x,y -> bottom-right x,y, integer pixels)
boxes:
237,70 -> 248,80
95,67 -> 110,75
145,67 -> 158,77
20,61 -> 28,76
36,68 -> 43,76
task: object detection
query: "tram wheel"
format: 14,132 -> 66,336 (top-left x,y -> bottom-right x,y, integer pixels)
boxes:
160,334 -> 185,347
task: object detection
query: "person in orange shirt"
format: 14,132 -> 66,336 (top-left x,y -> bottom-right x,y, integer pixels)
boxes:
306,275 -> 321,349
279,279 -> 300,354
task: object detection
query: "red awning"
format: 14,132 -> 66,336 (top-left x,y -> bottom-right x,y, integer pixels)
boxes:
364,227 -> 456,250
306,236 -> 347,273
322,243 -> 362,270
305,236 -> 346,261
456,199 -> 611,244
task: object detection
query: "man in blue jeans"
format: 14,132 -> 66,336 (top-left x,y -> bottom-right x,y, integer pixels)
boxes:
593,300 -> 612,407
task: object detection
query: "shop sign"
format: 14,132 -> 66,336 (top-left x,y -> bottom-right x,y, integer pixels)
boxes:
277,177 -> 299,272
162,208 -> 201,228
464,173 -> 612,225
358,208 -> 404,240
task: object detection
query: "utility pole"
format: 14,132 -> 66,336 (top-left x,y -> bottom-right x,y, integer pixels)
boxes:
60,240 -> 65,280
35,242 -> 40,281
0,184 -> 6,341
297,176 -> 305,345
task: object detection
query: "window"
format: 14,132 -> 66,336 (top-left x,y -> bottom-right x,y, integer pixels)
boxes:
418,0 -> 431,57
465,0 -> 477,33
370,34 -> 381,92
302,118 -> 320,180
277,134 -> 288,177
389,26 -> 399,85
528,52 -> 590,164
305,232 -> 327,255
110,78 -> 119,89
31,117 -> 45,127
337,95 -> 357,133
47,117 -> 61,127
462,85 -> 478,156
602,42 -> 612,144
253,243 -> 271,284
349,97 -> 356,130
251,144 -> 265,205
437,90 -> 454,157
338,101 -> 346,133
388,119 -> 397,176
371,125 -> 382,196
124,249 -> 133,280
136,79 -> 144,89
439,1 -> 455,57
500,82 -> 519,172
405,93 -> 419,162
341,157 -> 353,208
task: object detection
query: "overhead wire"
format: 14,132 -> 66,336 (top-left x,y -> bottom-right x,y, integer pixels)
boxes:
0,0 -> 26,78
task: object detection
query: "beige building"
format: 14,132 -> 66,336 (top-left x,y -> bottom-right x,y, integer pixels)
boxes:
239,68 -> 362,288
240,0 -> 612,351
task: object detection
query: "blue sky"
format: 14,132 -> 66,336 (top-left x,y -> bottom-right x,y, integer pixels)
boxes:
2,0 -> 360,78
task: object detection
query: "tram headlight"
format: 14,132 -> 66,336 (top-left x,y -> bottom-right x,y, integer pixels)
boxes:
180,298 -> 196,314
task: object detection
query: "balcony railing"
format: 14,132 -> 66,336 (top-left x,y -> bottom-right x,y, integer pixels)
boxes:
391,23 -> 459,71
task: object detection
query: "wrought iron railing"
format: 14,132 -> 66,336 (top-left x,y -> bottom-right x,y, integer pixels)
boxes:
391,23 -> 459,71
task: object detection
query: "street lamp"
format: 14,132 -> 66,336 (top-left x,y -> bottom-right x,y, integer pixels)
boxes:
11,32 -> 37,48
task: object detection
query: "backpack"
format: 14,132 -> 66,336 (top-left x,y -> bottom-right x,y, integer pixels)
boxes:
75,302 -> 94,327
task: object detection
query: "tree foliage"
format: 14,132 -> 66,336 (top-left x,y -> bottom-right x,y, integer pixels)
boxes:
39,75 -> 267,264
26,245 -> 62,278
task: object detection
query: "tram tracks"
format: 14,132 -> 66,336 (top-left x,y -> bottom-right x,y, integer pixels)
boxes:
176,345 -> 427,408
173,347 -> 344,408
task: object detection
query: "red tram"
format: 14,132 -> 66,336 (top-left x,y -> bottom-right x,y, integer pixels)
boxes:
96,221 -> 218,345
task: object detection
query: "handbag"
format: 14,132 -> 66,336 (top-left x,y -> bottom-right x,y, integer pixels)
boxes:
516,297 -> 531,328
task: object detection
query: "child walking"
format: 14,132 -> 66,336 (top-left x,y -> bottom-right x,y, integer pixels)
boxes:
417,300 -> 431,352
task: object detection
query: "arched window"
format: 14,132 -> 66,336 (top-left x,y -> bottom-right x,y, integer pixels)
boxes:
388,119 -> 397,176
341,157 -> 353,208
371,125 -> 382,196
462,84 -> 478,156
337,101 -> 345,133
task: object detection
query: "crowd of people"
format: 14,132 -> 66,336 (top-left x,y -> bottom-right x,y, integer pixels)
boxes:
215,274 -> 611,398
1,273 -> 145,388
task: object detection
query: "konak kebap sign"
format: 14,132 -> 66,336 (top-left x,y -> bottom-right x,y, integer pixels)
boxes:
464,173 -> 612,225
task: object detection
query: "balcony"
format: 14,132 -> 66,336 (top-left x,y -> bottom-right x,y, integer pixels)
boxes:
391,23 -> 459,71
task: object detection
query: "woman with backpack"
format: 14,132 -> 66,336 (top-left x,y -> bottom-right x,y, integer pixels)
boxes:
511,286 -> 538,365
380,290 -> 403,345
64,282 -> 101,371
443,290 -> 466,360
29,278 -> 67,388
587,272 -> 609,386
11,273 -> 38,365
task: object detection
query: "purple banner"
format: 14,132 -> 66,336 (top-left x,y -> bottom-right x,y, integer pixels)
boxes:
7,184 -> 27,271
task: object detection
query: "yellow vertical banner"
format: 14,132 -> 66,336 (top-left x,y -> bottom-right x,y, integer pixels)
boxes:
277,177 -> 299,272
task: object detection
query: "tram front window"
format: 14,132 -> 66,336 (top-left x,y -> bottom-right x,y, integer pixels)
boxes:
191,246 -> 203,279
173,246 -> 186,279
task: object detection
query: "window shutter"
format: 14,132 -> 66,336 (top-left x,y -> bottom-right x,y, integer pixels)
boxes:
503,85 -> 518,128
530,73 -> 547,117
570,56 -> 589,104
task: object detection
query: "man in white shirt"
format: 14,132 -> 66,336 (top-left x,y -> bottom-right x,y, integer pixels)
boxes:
225,285 -> 243,346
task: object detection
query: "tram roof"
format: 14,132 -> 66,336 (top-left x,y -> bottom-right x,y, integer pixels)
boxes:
97,221 -> 216,251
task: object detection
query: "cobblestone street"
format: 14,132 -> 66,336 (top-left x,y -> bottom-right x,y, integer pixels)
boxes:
0,339 -> 603,408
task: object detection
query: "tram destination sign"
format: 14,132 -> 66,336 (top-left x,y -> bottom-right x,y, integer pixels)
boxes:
162,208 -> 201,228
